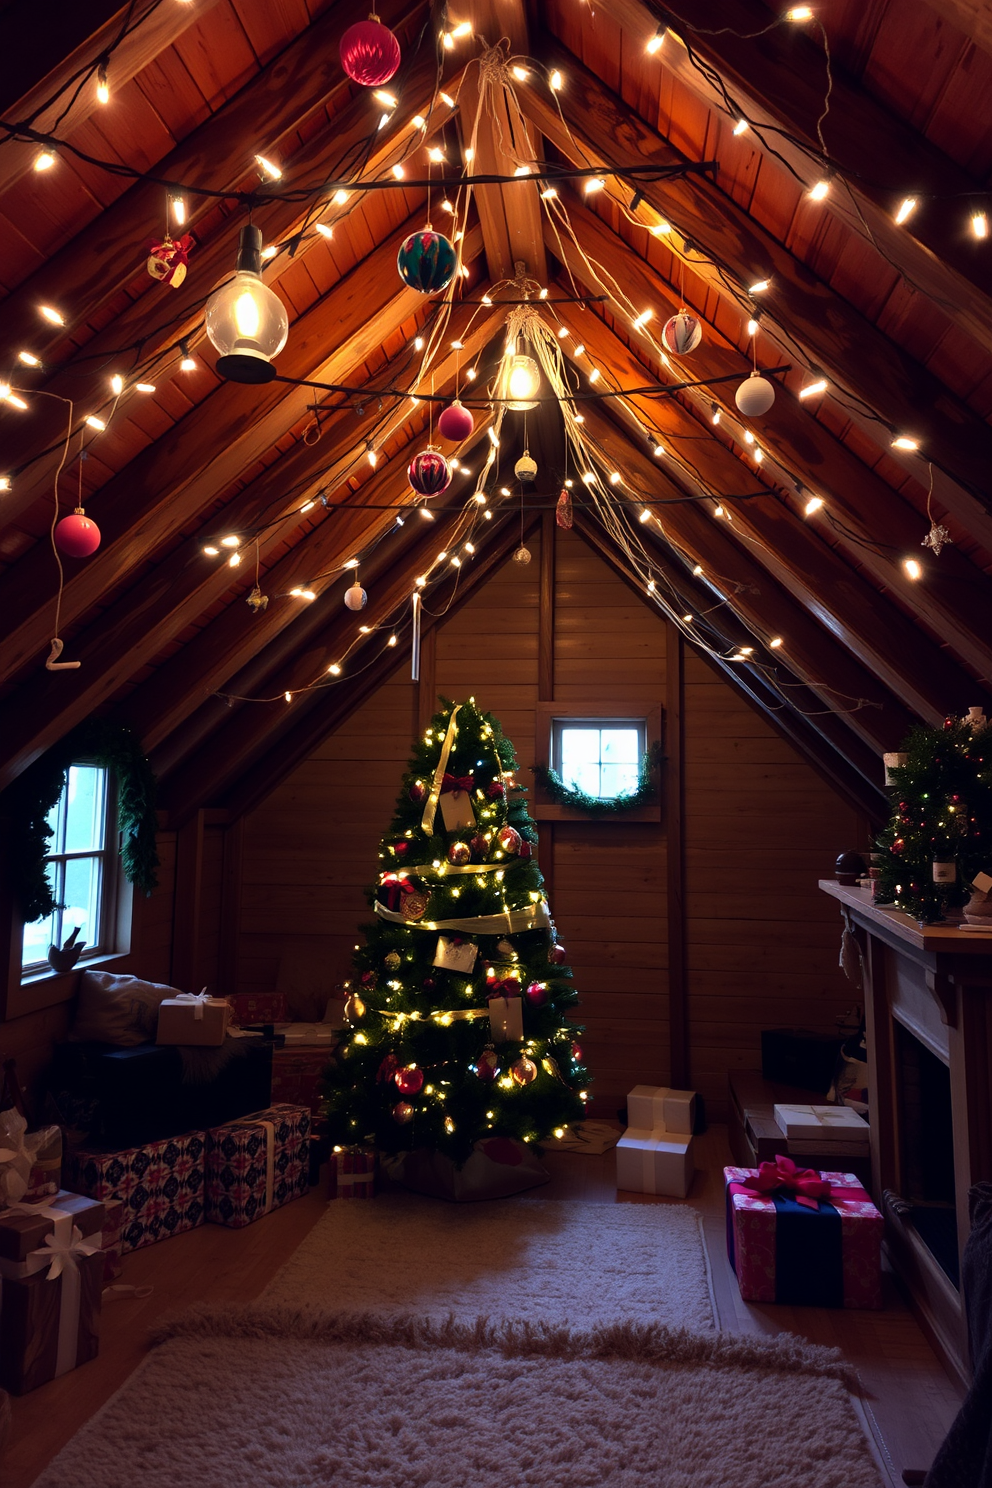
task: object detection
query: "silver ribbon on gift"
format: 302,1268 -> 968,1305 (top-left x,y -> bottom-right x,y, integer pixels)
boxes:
174,988 -> 214,1021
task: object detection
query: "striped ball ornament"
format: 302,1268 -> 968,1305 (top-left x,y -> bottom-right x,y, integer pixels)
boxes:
661,309 -> 703,354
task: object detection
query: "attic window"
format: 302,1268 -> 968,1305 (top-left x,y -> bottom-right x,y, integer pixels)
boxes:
21,764 -> 116,973
553,719 -> 647,800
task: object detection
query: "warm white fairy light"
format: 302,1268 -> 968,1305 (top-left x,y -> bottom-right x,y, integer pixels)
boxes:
412,115 -> 426,130
290,586 -> 316,600
557,326 -> 569,338
260,245 -> 278,260
748,279 -> 770,294
754,448 -> 764,463
255,154 -> 282,180
653,443 -> 664,457
589,367 -> 601,383
34,150 -> 56,172
328,663 -> 342,675
300,499 -> 315,513
786,6 -> 814,19
391,164 -> 405,180
770,636 -> 783,648
973,212 -> 989,240
418,506 -> 435,520
710,404 -> 721,424
203,545 -> 219,556
314,223 -> 334,239
180,352 -> 196,371
84,414 -> 106,430
466,367 -> 477,380
5,393 -> 27,410
632,309 -> 653,329
0,476 -> 10,491
892,435 -> 919,451
441,197 -> 455,212
798,378 -> 828,399
221,535 -> 241,548
894,197 -> 917,225
171,195 -> 186,225
40,305 -> 64,326
639,506 -> 651,522
746,316 -> 759,336
733,119 -> 749,136
808,179 -> 830,202
609,471 -> 621,484
573,343 -> 585,356
714,503 -> 726,517
693,564 -> 703,575
650,221 -> 672,235
373,90 -> 397,108
332,189 -> 350,205
646,26 -> 666,53
228,552 -> 242,568
682,613 -> 693,622
804,495 -> 824,515
413,336 -> 425,351
18,350 -> 39,367
511,66 -> 529,81
584,177 -> 605,195
473,491 -> 486,503
136,382 -> 155,393
110,374 -> 124,395
343,557 -> 359,568
904,558 -> 922,580
744,430 -> 755,444
550,70 -> 563,90
388,634 -> 398,645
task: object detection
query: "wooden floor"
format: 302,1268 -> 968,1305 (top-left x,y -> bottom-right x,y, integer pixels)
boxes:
4,1125 -> 963,1488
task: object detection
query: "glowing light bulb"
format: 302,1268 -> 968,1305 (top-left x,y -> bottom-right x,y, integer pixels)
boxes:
798,378 -> 828,399
511,65 -> 529,80
110,374 -> 124,395
203,545 -> 219,556
808,178 -> 830,201
973,212 -> 989,240
895,197 -> 917,225
34,150 -> 56,172
332,189 -> 350,205
804,495 -> 823,515
904,558 -> 922,580
180,355 -> 196,371
748,279 -> 770,294
18,351 -> 40,367
135,383 -> 155,393
328,663 -> 342,675
234,290 -> 261,338
639,507 -> 651,522
228,552 -> 242,567
632,309 -> 653,329
693,564 -> 703,575
646,27 -> 666,53
440,92 -> 455,108
892,435 -> 919,451
96,65 -> 110,105
651,220 -> 672,235
40,305 -> 64,325
254,154 -> 282,179
584,177 -> 605,195
221,535 -> 241,548
786,6 -> 814,19
84,415 -> 106,430
746,316 -> 759,336
550,70 -> 563,90
710,404 -> 721,425
653,443 -> 664,457
171,195 -> 186,225
373,90 -> 397,108
733,119 -> 749,136
770,637 -> 783,648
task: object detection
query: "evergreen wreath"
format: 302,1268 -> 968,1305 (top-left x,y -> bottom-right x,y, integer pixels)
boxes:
532,742 -> 663,816
6,720 -> 159,923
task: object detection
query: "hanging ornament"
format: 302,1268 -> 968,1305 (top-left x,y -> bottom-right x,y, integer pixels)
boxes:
392,1101 -> 415,1124
400,887 -> 430,921
514,451 -> 538,483
397,230 -> 457,294
496,939 -> 516,958
394,1065 -> 425,1095
377,1053 -> 400,1083
408,446 -> 451,496
556,488 -> 573,530
437,400 -> 474,442
571,1041 -> 583,1062
734,372 -> 776,417
409,780 -> 427,804
525,980 -> 549,1007
393,841 -> 409,858
922,522 -> 952,556
340,14 -> 401,86
475,1046 -> 499,1082
519,840 -> 533,860
344,992 -> 366,1021
448,840 -> 471,866
487,780 -> 507,801
54,509 -> 101,558
548,942 -> 567,966
146,233 -> 193,289
497,825 -> 522,855
661,309 -> 702,355
511,1055 -> 538,1087
512,545 -> 532,566
469,834 -> 489,861
345,581 -> 367,610
246,584 -> 268,613
204,225 -> 289,384
384,950 -> 401,971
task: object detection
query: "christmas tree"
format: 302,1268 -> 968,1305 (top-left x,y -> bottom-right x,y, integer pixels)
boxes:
323,698 -> 588,1162
875,713 -> 992,923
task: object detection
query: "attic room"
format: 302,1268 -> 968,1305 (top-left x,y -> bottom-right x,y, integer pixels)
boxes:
1,0 -> 991,1482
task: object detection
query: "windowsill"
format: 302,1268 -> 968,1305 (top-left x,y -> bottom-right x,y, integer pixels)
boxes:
7,950 -> 131,1021
20,949 -> 130,986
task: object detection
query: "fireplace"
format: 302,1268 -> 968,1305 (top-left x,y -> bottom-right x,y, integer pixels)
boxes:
895,1022 -> 957,1286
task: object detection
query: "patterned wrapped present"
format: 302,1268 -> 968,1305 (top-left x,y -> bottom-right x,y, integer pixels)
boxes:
205,1104 -> 310,1228
0,1190 -> 105,1393
329,1144 -> 375,1199
228,993 -> 289,1027
65,1131 -> 205,1253
99,1197 -> 125,1282
725,1160 -> 883,1309
271,1047 -> 329,1116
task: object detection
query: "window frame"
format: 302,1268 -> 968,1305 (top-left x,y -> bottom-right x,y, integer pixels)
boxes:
533,700 -> 664,822
552,717 -> 649,800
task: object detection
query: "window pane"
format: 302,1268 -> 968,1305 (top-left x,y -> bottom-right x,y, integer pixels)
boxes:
62,856 -> 103,952
65,766 -> 108,854
560,728 -> 600,767
601,728 -> 641,763
601,761 -> 640,797
566,761 -> 602,796
45,787 -> 65,854
21,862 -> 60,969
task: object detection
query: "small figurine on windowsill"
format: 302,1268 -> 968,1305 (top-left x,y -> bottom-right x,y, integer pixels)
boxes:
47,926 -> 86,974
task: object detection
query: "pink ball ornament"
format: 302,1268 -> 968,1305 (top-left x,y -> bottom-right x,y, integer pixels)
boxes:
448,840 -> 471,866
393,1101 -> 415,1124
394,1065 -> 425,1096
409,780 -> 427,804
339,17 -> 401,87
497,825 -> 521,855
437,400 -> 474,443
408,446 -> 451,496
548,942 -> 567,966
661,309 -> 703,355
525,980 -> 548,1007
54,511 -> 101,558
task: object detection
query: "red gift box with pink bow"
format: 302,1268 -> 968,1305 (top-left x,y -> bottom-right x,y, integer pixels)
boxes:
725,1160 -> 883,1309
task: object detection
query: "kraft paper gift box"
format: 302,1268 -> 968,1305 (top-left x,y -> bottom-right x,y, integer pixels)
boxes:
616,1129 -> 694,1198
65,1131 -> 205,1252
205,1104 -> 311,1228
156,991 -> 230,1047
488,993 -> 524,1043
99,1196 -> 125,1282
0,1189 -> 105,1393
329,1144 -> 375,1199
271,1048 -> 329,1116
724,1161 -> 883,1309
773,1104 -> 870,1151
627,1084 -> 697,1135
228,993 -> 289,1027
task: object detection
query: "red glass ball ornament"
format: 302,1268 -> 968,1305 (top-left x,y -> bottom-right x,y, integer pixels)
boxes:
393,840 -> 409,857
54,511 -> 101,557
394,1065 -> 424,1096
944,718 -> 955,729
360,969 -> 375,986
408,446 -> 451,496
661,309 -> 702,355
519,841 -> 533,860
548,942 -> 567,965
409,781 -> 427,804
571,1041 -> 583,1062
448,840 -> 471,866
393,1101 -> 415,1124
511,1055 -> 538,1087
497,825 -> 521,855
437,400 -> 474,443
525,980 -> 548,1007
339,17 -> 401,86
475,1047 -> 499,1082
469,834 -> 488,861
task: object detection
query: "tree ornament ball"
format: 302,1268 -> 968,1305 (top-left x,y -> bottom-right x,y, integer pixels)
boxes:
345,582 -> 367,610
497,939 -> 515,957
344,992 -> 366,1021
394,1065 -> 425,1096
661,309 -> 703,355
525,980 -> 549,1007
514,451 -> 538,484
384,950 -> 402,971
513,544 -> 532,566
448,840 -> 472,866
469,833 -> 489,861
511,1055 -> 538,1086
54,511 -> 101,557
548,942 -> 567,965
409,780 -> 427,804
437,400 -> 474,443
734,372 -> 776,417
497,825 -> 522,855
476,1047 -> 499,1082
408,446 -> 452,496
397,230 -> 457,295
339,17 -> 401,86
571,1041 -> 583,1062
519,840 -> 533,860
392,1101 -> 416,1124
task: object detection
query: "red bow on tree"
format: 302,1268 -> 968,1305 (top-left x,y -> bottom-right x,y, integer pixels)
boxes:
487,977 -> 521,999
377,1053 -> 400,1084
741,1157 -> 832,1211
441,773 -> 474,795
146,233 -> 194,288
487,780 -> 506,800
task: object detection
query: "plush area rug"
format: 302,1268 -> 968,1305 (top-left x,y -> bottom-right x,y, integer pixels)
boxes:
33,1312 -> 882,1488
263,1194 -> 716,1331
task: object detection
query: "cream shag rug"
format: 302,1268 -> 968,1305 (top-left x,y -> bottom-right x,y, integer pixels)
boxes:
263,1194 -> 717,1331
33,1312 -> 882,1488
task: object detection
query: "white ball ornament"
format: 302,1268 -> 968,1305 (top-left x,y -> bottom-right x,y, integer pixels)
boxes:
734,372 -> 776,417
344,582 -> 367,611
514,451 -> 537,483
661,309 -> 702,355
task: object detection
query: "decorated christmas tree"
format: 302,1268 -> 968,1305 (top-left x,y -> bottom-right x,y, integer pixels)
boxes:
875,711 -> 992,923
322,698 -> 588,1163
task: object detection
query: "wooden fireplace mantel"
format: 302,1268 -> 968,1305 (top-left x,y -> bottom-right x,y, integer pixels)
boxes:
820,880 -> 992,1388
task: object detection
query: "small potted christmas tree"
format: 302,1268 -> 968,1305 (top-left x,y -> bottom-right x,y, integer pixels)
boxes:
322,698 -> 588,1199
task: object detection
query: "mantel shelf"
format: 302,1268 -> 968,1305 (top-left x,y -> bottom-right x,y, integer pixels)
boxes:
819,879 -> 992,960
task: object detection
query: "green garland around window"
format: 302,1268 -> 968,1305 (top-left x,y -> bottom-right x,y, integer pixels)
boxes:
532,742 -> 664,816
5,720 -> 159,923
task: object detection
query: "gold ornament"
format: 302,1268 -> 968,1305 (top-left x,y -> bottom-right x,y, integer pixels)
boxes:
922,522 -> 952,556
246,584 -> 269,613
345,992 -> 366,1021
511,1055 -> 538,1086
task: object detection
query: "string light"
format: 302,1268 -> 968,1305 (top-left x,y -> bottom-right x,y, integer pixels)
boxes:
290,586 -> 317,600
228,552 -> 242,567
439,92 -> 456,108
808,178 -> 831,202
203,545 -> 219,556
748,279 -> 770,294
804,495 -> 824,515
39,305 -> 64,326
254,154 -> 282,180
693,564 -> 703,575
110,374 -> 124,395
96,63 -> 110,105
179,340 -> 196,371
171,195 -> 186,225
550,70 -> 563,90
639,506 -> 651,522
973,212 -> 989,240
710,403 -> 721,425
733,119 -> 749,136
18,351 -> 39,366
135,382 -> 156,393
646,26 -> 666,53
770,637 -> 783,648
328,663 -> 342,675
388,634 -> 398,645
632,309 -> 653,329
391,164 -> 405,180
650,221 -> 672,235
315,222 -> 334,238
904,558 -> 922,580
221,535 -> 241,548
33,150 -> 56,172
332,188 -> 350,204
894,197 -> 917,225
653,443 -> 664,457
682,613 -> 693,622
786,6 -> 814,19
84,415 -> 105,430
798,378 -> 828,399
892,435 -> 919,451
746,315 -> 760,336
373,90 -> 397,108
584,177 -> 605,195
511,66 -> 529,81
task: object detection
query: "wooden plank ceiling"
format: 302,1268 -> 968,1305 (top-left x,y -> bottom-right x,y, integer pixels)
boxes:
0,0 -> 990,823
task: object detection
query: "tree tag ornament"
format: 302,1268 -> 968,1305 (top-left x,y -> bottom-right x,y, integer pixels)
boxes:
439,776 -> 477,831
433,935 -> 479,972
488,994 -> 524,1042
146,233 -> 193,288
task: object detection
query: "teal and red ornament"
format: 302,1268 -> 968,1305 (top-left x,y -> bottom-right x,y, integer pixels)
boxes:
397,230 -> 457,294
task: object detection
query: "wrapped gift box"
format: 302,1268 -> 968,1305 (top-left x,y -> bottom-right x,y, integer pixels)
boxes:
725,1163 -> 883,1308
627,1084 -> 697,1135
773,1104 -> 870,1151
65,1131 -> 205,1252
99,1197 -> 125,1282
228,993 -> 288,1027
488,994 -> 524,1043
156,994 -> 230,1047
0,1108 -> 62,1205
275,1023 -> 337,1047
329,1145 -> 375,1199
271,1048 -> 328,1116
616,1129 -> 694,1197
0,1190 -> 105,1393
205,1104 -> 310,1228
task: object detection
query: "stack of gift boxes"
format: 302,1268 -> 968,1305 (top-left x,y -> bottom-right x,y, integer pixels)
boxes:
615,1084 -> 697,1198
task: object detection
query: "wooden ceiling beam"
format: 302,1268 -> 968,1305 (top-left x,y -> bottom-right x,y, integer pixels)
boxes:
552,203 -> 992,674
0,0 -> 424,364
593,0 -> 992,350
552,286 -> 989,723
0,217 -> 486,697
518,39 -> 992,500
1,42 -> 464,497
0,0 -> 222,196
923,1 -> 992,56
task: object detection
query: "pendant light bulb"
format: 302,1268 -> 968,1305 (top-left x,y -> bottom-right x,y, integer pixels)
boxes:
501,338 -> 541,411
204,225 -> 289,384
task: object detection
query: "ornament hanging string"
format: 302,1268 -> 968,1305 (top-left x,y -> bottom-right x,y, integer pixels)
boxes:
45,394 -> 79,671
